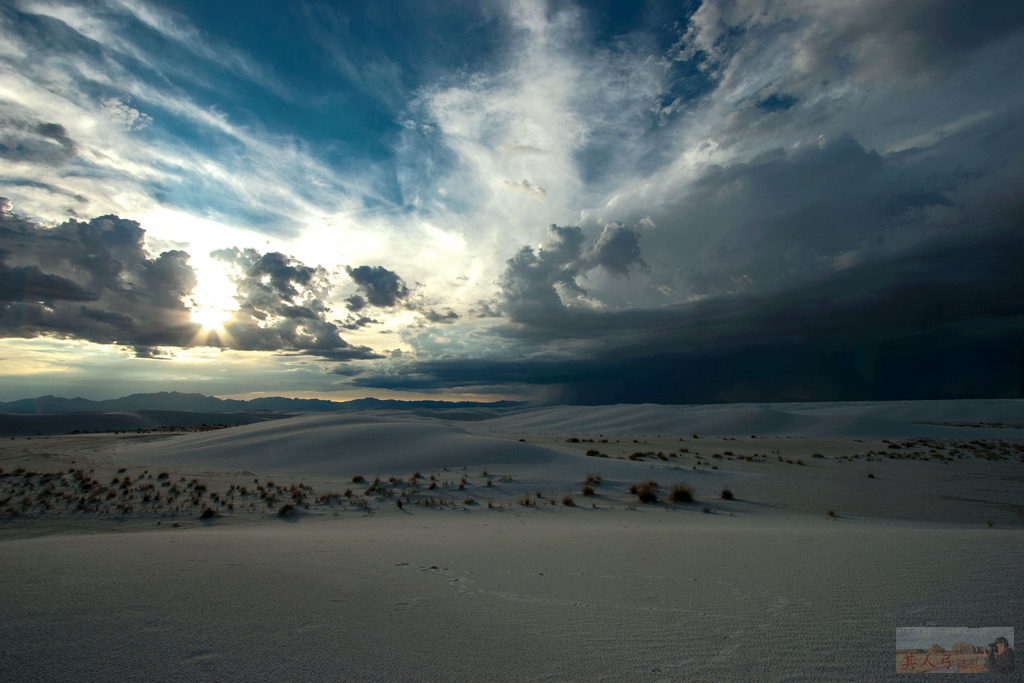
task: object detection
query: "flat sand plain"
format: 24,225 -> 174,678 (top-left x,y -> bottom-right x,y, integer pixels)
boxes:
1,400 -> 1022,681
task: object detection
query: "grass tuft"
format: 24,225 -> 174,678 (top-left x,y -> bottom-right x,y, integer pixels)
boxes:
670,483 -> 694,503
630,480 -> 659,503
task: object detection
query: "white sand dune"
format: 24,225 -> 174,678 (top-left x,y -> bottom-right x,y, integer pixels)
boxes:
473,400 -> 1024,439
121,411 -> 566,477
1,399 -> 1022,681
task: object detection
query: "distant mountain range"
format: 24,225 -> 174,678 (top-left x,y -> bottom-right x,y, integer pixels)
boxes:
0,391 -> 525,415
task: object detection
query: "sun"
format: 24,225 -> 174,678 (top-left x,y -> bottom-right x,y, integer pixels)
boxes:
191,306 -> 233,332
187,256 -> 238,339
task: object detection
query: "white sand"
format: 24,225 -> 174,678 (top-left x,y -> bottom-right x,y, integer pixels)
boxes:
1,400 -> 1022,681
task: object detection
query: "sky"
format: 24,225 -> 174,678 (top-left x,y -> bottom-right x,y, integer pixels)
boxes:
1,0 -> 1023,404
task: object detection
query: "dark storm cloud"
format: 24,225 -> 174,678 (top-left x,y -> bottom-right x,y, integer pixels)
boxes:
498,226 -> 582,320
344,265 -> 409,308
355,227 -> 1024,402
818,0 -> 1024,75
686,0 -> 1024,84
0,257 -> 97,303
584,223 -> 647,276
498,223 -> 646,321
339,314 -> 379,331
620,113 -> 1024,302
421,308 -> 459,324
344,294 -> 366,312
0,117 -> 78,166
212,247 -> 383,361
0,208 -> 198,348
131,345 -> 174,360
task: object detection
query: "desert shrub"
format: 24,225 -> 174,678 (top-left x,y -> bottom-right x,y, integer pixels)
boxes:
581,483 -> 595,496
827,509 -> 835,518
720,487 -> 733,500
352,475 -> 365,483
278,503 -> 295,517
630,480 -> 659,503
562,495 -> 575,506
199,508 -> 215,519
585,474 -> 602,486
670,483 -> 694,503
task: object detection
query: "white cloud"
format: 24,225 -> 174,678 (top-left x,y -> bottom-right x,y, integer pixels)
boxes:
100,95 -> 152,131
502,178 -> 546,201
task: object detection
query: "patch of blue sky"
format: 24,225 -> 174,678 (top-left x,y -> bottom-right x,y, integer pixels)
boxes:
138,173 -> 291,237
156,0 -> 511,93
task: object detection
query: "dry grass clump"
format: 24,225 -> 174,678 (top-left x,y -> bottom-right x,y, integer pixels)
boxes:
562,494 -> 575,506
670,483 -> 694,503
720,487 -> 733,500
629,480 -> 659,503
